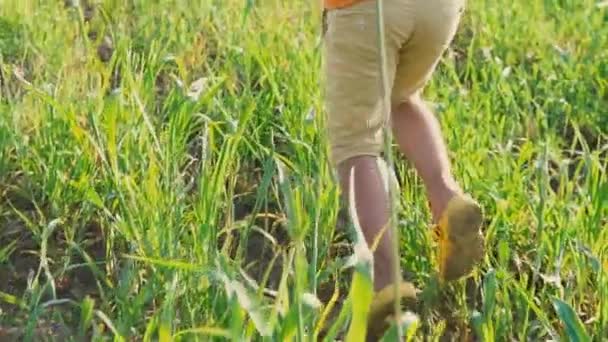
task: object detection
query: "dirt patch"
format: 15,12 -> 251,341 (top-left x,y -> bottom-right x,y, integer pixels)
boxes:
241,226 -> 287,291
0,208 -> 107,337
0,216 -> 39,311
562,121 -> 606,153
0,319 -> 72,342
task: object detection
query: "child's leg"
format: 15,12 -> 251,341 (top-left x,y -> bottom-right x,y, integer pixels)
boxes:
389,0 -> 466,223
389,0 -> 465,221
392,94 -> 461,222
393,94 -> 485,283
323,1 -> 403,291
390,0 -> 484,281
392,97 -> 485,283
337,156 -> 394,291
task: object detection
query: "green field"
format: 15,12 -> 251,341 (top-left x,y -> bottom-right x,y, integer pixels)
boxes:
1,0 -> 607,340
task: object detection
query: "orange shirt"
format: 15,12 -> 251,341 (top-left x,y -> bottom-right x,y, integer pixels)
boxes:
324,0 -> 363,10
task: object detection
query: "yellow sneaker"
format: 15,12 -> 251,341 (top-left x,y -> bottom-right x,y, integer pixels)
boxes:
366,282 -> 418,341
433,194 -> 485,282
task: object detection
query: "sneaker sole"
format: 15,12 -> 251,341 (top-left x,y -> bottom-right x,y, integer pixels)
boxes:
367,282 -> 418,341
440,197 -> 485,282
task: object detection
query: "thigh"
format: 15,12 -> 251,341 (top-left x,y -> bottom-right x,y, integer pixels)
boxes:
324,1 -> 397,165
391,0 -> 464,105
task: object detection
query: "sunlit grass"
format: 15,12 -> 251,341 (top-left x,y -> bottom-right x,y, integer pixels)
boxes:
0,0 -> 606,340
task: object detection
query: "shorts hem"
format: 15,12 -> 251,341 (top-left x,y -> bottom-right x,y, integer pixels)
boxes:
331,149 -> 382,167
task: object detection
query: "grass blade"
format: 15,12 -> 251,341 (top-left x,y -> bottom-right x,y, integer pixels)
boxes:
553,298 -> 591,342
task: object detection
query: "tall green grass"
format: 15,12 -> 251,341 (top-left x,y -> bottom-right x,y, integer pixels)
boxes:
0,0 -> 606,340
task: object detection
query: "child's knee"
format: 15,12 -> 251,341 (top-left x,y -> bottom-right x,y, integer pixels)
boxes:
330,143 -> 383,169
393,91 -> 423,111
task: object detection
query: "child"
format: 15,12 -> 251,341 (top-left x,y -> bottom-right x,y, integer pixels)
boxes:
322,0 -> 485,335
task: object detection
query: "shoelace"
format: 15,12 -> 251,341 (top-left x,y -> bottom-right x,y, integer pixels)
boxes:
428,200 -> 443,242
432,225 -> 442,241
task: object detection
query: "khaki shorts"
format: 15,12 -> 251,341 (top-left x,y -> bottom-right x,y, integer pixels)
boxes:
323,0 -> 464,165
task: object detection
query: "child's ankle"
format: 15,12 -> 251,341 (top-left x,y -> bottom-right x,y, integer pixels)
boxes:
427,182 -> 462,223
